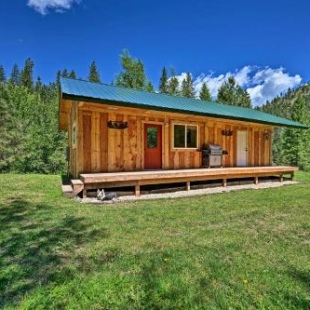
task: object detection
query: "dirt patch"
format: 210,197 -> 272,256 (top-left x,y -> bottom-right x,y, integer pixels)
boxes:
78,181 -> 298,204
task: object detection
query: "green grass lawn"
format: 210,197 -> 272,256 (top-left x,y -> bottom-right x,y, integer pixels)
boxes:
1,172 -> 310,309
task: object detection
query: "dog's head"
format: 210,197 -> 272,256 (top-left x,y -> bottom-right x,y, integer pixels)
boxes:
97,189 -> 105,200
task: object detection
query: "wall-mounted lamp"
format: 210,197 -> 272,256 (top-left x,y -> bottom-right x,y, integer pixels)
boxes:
221,129 -> 233,136
108,120 -> 128,129
263,131 -> 270,140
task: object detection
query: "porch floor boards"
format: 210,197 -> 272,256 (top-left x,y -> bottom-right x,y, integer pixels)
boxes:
79,166 -> 298,197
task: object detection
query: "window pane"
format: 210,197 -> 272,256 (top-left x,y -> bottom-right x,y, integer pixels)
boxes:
147,127 -> 158,148
174,125 -> 185,148
187,126 -> 197,148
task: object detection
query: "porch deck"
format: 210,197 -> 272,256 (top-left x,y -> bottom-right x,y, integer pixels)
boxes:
78,166 -> 298,197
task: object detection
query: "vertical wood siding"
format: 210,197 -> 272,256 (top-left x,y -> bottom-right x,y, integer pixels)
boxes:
68,101 -> 273,177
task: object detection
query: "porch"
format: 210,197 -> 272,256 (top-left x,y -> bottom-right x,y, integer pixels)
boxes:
64,166 -> 298,198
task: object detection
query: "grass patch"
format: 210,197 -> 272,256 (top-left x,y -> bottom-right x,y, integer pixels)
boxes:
0,173 -> 310,309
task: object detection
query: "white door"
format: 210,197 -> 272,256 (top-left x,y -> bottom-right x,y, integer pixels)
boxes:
237,131 -> 248,166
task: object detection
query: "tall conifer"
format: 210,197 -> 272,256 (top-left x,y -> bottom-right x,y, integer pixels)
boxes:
0,65 -> 6,83
20,58 -> 34,91
159,67 -> 168,93
10,64 -> 20,86
115,50 -> 149,90
181,72 -> 195,98
88,61 -> 101,82
199,82 -> 212,101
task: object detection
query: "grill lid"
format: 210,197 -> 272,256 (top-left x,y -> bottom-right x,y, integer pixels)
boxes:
204,144 -> 222,150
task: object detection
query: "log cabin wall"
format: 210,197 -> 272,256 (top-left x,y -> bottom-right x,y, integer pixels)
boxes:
67,100 -> 272,178
68,101 -> 78,177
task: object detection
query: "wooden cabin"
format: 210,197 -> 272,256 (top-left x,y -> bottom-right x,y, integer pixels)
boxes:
59,78 -> 307,197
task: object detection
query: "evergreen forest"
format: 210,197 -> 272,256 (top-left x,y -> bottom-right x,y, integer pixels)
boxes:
1,52 -> 310,174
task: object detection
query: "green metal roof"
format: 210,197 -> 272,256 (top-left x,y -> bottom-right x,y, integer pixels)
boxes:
60,78 -> 308,129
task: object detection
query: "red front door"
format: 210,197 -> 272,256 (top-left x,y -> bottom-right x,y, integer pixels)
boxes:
144,124 -> 162,169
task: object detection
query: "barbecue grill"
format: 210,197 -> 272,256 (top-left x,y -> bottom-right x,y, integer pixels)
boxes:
202,144 -> 227,168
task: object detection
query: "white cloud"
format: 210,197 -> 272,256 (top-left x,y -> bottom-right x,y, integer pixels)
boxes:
180,66 -> 302,107
28,0 -> 81,15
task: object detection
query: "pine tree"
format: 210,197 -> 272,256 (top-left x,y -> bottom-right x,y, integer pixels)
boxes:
159,67 -> 168,93
236,87 -> 252,108
20,57 -> 34,91
146,81 -> 154,92
0,65 -> 6,83
69,70 -> 77,79
115,50 -> 148,90
181,72 -> 195,98
217,76 -> 237,105
56,70 -> 61,87
217,76 -> 252,108
35,76 -> 42,93
199,82 -> 211,101
61,69 -> 69,77
88,61 -> 101,82
10,63 -> 21,86
167,69 -> 180,96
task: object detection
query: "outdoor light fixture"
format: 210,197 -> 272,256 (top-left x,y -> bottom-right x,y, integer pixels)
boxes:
221,129 -> 233,136
263,131 -> 270,140
107,120 -> 128,129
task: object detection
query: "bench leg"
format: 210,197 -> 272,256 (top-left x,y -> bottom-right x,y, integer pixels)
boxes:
186,181 -> 190,191
254,176 -> 258,185
279,175 -> 283,183
291,172 -> 294,181
222,179 -> 227,187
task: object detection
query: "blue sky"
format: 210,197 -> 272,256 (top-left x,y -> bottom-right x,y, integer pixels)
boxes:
1,0 -> 309,106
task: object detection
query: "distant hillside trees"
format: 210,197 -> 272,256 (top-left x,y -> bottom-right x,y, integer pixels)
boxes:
260,86 -> 310,170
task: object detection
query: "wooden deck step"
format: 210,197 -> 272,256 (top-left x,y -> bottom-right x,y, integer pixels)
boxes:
62,184 -> 74,198
61,180 -> 85,198
71,179 -> 84,197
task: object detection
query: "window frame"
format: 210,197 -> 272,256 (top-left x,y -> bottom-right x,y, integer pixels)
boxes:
173,123 -> 199,150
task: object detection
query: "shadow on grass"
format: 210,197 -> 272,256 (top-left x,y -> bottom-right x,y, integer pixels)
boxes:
0,198 -> 106,308
285,268 -> 310,310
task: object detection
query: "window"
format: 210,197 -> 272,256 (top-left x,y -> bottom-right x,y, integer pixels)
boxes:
173,124 -> 198,149
147,127 -> 158,148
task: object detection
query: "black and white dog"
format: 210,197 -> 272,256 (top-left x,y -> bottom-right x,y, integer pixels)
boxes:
97,189 -> 118,201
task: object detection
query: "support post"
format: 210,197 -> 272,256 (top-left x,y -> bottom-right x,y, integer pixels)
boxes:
291,172 -> 294,181
222,178 -> 227,187
279,175 -> 283,183
135,183 -> 141,197
254,176 -> 258,185
186,181 -> 190,191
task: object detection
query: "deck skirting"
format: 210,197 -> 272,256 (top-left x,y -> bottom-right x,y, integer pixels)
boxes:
79,166 -> 298,197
